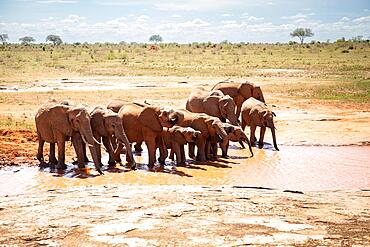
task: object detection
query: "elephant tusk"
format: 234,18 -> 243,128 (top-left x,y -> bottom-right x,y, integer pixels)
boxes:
81,133 -> 94,148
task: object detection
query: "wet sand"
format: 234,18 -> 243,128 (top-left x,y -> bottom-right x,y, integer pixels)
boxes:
1,146 -> 369,197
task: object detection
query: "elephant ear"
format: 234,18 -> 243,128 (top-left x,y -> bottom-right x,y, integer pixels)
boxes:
218,97 -> 229,119
138,106 -> 163,132
223,125 -> 234,135
174,129 -> 187,144
249,108 -> 262,126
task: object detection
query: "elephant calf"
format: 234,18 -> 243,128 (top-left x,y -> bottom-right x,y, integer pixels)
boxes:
176,109 -> 228,162
241,98 -> 279,151
209,123 -> 253,158
157,126 -> 201,165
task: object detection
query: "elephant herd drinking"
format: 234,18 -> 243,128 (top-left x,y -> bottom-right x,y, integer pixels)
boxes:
35,81 -> 279,174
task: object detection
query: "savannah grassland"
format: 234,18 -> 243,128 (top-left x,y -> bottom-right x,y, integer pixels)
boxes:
0,41 -> 369,128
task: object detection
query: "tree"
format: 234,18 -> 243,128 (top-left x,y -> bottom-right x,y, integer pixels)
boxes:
0,34 -> 9,45
290,28 -> 314,44
46,34 -> 62,45
149,34 -> 163,43
19,36 -> 35,45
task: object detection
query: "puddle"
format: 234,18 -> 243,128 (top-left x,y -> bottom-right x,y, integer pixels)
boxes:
0,146 -> 369,196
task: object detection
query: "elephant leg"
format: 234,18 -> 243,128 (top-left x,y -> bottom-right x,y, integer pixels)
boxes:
250,125 -> 257,146
71,133 -> 86,169
56,139 -> 67,170
82,143 -> 89,162
196,137 -> 206,162
180,145 -> 186,164
36,136 -> 45,162
188,143 -> 195,159
173,143 -> 182,165
236,105 -> 242,121
220,139 -> 229,158
49,143 -> 58,165
169,148 -> 175,160
157,137 -> 167,165
103,136 -> 115,167
145,138 -> 157,168
259,126 -> 266,149
134,141 -> 143,152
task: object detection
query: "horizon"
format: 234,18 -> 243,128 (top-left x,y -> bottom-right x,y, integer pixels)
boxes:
0,0 -> 369,44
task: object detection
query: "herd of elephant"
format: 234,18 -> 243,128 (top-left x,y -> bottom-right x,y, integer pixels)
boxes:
35,81 -> 279,175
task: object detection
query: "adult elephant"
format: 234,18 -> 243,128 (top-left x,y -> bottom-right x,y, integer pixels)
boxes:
107,99 -> 126,113
211,81 -> 265,119
241,98 -> 279,151
176,109 -> 228,161
35,104 -> 103,174
114,103 -> 184,167
185,88 -> 239,126
87,106 -> 135,169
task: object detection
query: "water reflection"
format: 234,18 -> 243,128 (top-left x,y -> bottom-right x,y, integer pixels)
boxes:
0,146 -> 369,196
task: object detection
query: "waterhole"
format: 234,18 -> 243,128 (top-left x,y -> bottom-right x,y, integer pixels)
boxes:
0,145 -> 369,196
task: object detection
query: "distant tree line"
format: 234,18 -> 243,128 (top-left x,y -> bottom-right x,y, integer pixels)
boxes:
0,30 -> 368,46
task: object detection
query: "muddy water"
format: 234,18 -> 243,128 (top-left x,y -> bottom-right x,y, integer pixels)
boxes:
0,146 -> 369,196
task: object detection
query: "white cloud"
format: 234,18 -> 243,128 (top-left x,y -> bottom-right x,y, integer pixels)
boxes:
61,15 -> 86,23
364,9 -> 369,12
281,12 -> 315,20
221,13 -> 232,17
352,16 -> 370,23
178,18 -> 210,28
247,16 -> 264,22
340,17 -> 350,22
154,0 -> 243,11
37,0 -> 76,3
171,14 -> 182,18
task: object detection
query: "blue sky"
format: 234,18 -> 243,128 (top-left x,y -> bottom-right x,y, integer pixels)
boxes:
0,0 -> 369,43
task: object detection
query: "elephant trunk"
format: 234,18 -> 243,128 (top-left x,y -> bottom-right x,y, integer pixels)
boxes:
270,126 -> 279,151
243,138 -> 254,157
227,113 -> 239,126
80,127 -> 103,174
216,124 -> 228,140
114,127 -> 136,169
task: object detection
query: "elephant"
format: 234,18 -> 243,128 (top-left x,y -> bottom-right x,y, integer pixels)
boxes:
86,106 -> 136,169
185,88 -> 239,126
114,103 -> 184,167
209,123 -> 253,158
241,97 -> 279,151
157,126 -> 201,165
35,103 -> 103,174
107,100 -> 150,152
176,109 -> 228,162
107,99 -> 126,113
211,81 -> 265,119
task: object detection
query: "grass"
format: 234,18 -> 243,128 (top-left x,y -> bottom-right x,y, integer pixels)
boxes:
0,42 -> 369,84
313,79 -> 370,102
0,116 -> 34,130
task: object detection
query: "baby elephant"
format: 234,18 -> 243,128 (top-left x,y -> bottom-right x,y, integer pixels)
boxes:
158,126 -> 201,165
241,98 -> 279,151
208,123 -> 253,159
